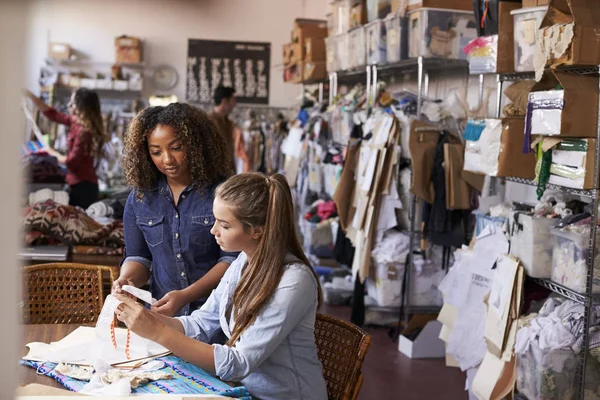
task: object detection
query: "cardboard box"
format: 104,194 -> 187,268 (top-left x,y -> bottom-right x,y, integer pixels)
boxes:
538,0 -> 600,68
305,37 -> 326,62
288,43 -> 303,64
399,316 -> 446,359
406,0 -> 473,12
528,70 -> 599,138
291,19 -> 328,45
497,118 -> 537,179
496,2 -> 521,73
48,42 -> 71,61
391,0 -> 407,14
115,35 -> 142,64
284,63 -> 303,83
549,139 -> 598,189
524,0 -> 549,5
303,61 -> 327,82
283,43 -> 294,65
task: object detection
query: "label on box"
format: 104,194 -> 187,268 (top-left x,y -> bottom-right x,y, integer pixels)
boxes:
523,19 -> 537,45
51,44 -> 67,52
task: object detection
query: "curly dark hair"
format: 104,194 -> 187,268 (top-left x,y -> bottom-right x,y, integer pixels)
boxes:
122,103 -> 232,191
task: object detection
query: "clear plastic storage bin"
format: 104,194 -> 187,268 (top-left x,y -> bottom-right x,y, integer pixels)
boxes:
332,0 -> 351,36
337,33 -> 350,71
551,228 -> 600,294
348,26 -> 366,68
509,213 -> 557,279
384,14 -> 408,63
365,19 -> 387,65
408,7 -> 477,60
511,6 -> 547,72
326,36 -> 339,73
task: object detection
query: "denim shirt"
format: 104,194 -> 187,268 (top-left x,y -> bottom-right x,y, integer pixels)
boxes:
122,177 -> 237,316
176,252 -> 327,400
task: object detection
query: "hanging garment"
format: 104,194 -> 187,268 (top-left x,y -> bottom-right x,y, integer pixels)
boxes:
424,132 -> 471,248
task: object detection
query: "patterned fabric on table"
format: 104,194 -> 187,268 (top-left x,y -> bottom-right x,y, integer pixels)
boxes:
23,200 -> 125,248
20,355 -> 252,399
71,245 -> 124,256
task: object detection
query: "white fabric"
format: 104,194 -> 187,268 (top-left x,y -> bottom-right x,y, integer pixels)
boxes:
29,189 -> 69,206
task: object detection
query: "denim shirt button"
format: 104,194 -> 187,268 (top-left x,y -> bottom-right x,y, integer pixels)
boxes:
181,271 -> 186,277
204,218 -> 209,224
175,233 -> 179,239
148,220 -> 153,225
175,213 -> 179,219
177,253 -> 182,259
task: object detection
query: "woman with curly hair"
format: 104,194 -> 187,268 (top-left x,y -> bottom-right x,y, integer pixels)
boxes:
22,88 -> 106,209
113,103 -> 237,317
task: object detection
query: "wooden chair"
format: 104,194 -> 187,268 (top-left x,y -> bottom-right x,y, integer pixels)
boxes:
21,263 -> 118,324
315,313 -> 372,400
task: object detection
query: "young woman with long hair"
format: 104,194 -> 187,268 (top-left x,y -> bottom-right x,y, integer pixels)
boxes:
112,103 -> 237,317
23,88 -> 106,209
114,173 -> 327,400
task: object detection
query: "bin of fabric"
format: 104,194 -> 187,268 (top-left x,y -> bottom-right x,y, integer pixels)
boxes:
365,19 -> 387,65
464,118 -> 536,179
551,226 -> 600,294
509,212 -> 558,279
366,230 -> 411,307
408,8 -> 477,60
515,297 -> 600,399
384,14 -> 408,63
22,154 -> 66,184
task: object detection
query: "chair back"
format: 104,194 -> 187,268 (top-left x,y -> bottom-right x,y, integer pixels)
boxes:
22,263 -> 118,324
315,313 -> 372,400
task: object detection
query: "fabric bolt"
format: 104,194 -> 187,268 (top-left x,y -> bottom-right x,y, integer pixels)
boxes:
42,107 -> 98,186
122,176 -> 237,316
175,252 -> 327,400
20,355 -> 251,398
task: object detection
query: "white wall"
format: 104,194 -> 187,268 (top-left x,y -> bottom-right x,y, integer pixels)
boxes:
25,0 -> 329,107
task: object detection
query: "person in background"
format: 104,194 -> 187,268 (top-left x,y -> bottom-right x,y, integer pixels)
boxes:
210,86 -> 249,174
22,88 -> 106,209
115,173 -> 327,400
113,103 -> 237,317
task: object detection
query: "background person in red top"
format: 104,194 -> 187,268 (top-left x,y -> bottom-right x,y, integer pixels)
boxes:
23,88 -> 107,209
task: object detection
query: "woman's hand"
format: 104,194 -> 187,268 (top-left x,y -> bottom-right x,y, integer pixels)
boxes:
151,290 -> 189,317
115,293 -> 163,341
112,277 -> 134,295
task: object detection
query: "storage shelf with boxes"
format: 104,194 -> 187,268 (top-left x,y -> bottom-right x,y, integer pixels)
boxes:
283,19 -> 328,84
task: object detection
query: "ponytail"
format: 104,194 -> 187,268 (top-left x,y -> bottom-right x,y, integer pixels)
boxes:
217,173 -> 322,347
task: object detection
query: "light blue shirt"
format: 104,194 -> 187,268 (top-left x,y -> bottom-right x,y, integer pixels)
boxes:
176,252 -> 328,400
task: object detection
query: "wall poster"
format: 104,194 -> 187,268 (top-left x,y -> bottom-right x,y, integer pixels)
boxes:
186,39 -> 271,105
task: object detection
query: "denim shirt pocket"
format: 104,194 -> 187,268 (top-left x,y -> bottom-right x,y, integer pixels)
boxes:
136,216 -> 165,248
191,215 -> 216,247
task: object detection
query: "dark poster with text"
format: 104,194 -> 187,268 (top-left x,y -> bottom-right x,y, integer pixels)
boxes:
187,39 -> 271,105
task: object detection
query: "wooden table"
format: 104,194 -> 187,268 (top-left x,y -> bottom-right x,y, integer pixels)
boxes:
19,324 -> 82,389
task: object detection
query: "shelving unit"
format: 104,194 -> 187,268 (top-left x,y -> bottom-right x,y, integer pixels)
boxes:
325,57 -> 470,333
496,65 -> 600,400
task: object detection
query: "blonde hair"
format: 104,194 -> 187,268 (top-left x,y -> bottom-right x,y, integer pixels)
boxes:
216,173 -> 323,346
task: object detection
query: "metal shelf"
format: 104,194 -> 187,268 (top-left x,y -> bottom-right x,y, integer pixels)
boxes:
498,66 -> 600,82
504,176 -> 597,199
406,306 -> 441,314
376,58 -> 468,76
529,277 -> 590,304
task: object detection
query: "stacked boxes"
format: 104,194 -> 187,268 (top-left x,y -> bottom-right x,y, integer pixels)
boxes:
284,19 -> 328,83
